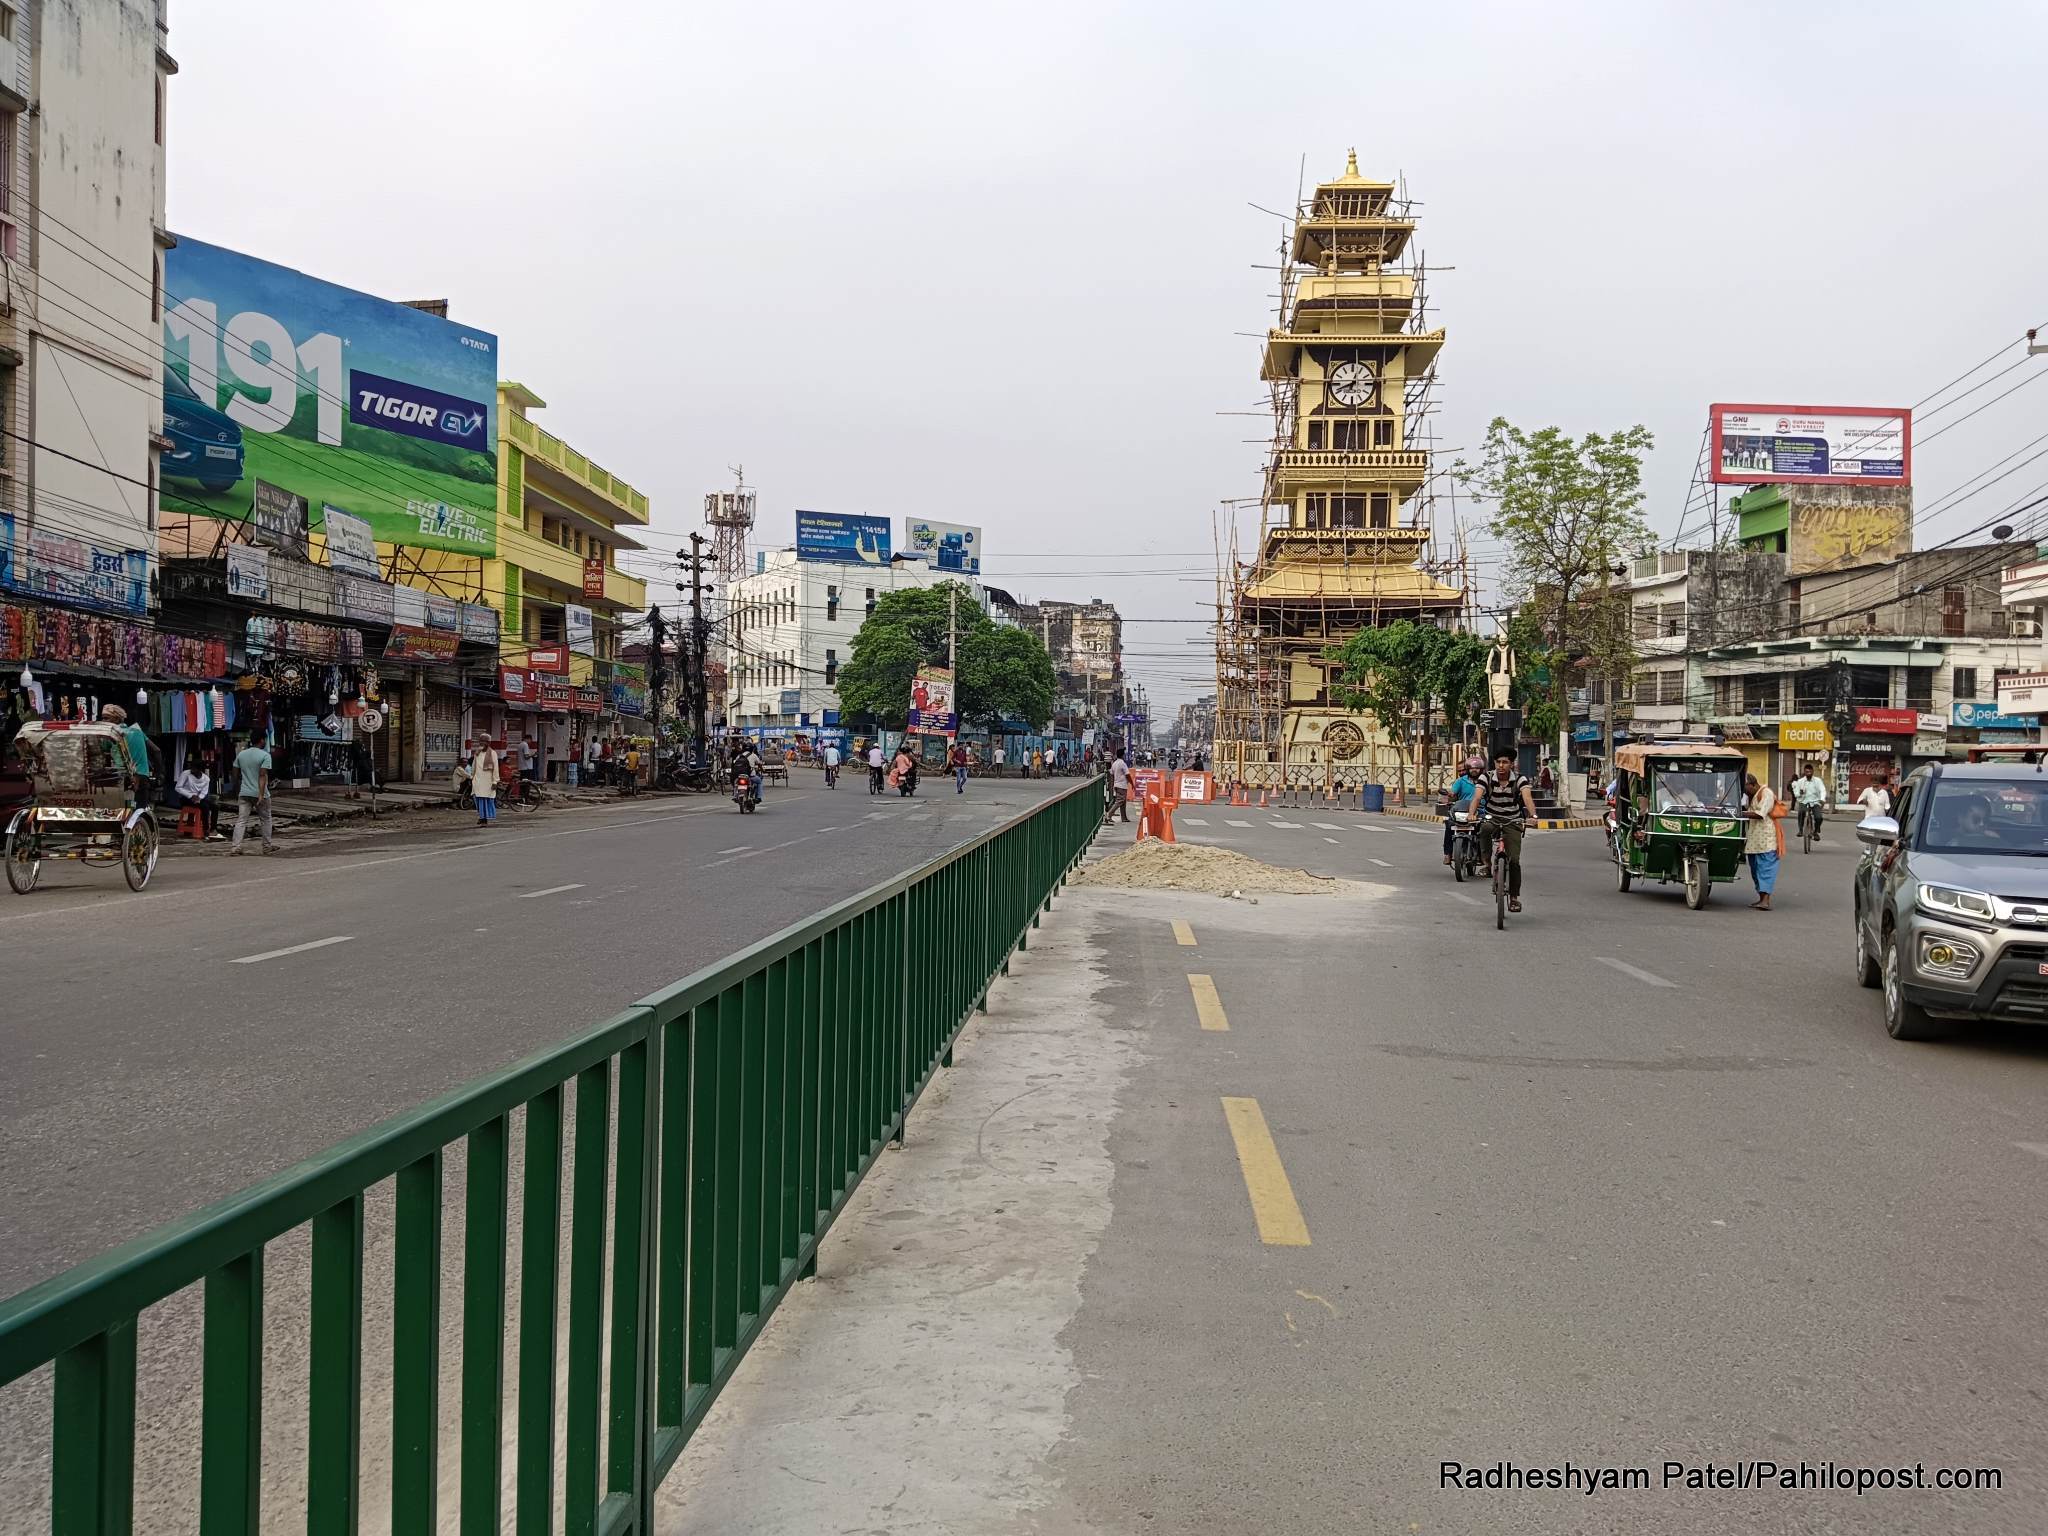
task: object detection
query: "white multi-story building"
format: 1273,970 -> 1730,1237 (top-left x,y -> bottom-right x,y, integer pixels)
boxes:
723,549 -> 986,731
0,0 -> 171,592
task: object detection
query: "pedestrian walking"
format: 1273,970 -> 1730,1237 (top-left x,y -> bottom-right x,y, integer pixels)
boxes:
1744,773 -> 1778,910
472,739 -> 501,826
1110,750 -> 1131,822
230,737 -> 277,854
951,739 -> 969,793
992,742 -> 1006,778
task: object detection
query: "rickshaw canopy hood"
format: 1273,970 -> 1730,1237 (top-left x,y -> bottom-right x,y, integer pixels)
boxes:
1612,741 -> 1750,776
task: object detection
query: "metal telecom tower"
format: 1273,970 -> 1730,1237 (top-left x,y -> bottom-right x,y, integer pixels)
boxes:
704,466 -> 756,599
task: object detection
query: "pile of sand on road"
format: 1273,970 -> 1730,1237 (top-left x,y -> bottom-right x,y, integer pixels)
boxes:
1070,838 -> 1368,896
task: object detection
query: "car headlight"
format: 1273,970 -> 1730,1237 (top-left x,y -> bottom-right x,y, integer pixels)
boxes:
1919,934 -> 1982,979
1918,884 -> 1997,922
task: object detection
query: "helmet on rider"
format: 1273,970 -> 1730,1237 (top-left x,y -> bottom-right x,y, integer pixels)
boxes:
1464,755 -> 1485,775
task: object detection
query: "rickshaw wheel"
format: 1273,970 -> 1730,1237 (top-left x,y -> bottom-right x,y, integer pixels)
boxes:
1682,856 -> 1710,910
1615,852 -> 1632,892
122,818 -> 159,892
5,827 -> 39,894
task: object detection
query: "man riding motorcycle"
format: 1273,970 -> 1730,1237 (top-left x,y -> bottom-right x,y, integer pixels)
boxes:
734,743 -> 766,807
1442,755 -> 1485,869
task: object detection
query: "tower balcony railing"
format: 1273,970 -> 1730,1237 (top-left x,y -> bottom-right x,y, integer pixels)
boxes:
1273,448 -> 1429,477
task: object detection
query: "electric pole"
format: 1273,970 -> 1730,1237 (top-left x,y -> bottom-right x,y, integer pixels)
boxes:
678,533 -> 711,758
947,582 -> 959,741
647,604 -> 668,753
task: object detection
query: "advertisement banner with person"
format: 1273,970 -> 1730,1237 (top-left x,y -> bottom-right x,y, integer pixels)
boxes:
795,511 -> 891,565
904,519 -> 982,574
908,666 -> 958,734
163,237 -> 499,555
225,544 -> 271,603
1710,404 -> 1911,487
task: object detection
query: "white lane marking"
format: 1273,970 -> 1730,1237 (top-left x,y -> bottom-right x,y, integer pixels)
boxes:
815,825 -> 843,833
518,883 -> 585,899
1596,956 -> 1677,989
1369,858 -> 1392,868
1180,817 -> 1210,826
1399,826 -> 1437,836
715,846 -> 753,855
1323,836 -> 1340,844
1225,819 -> 1253,828
1311,822 -> 1343,830
1269,820 -> 1303,828
1444,893 -> 1479,906
2013,1142 -> 2048,1160
1352,822 -> 1389,833
864,811 -> 893,820
231,935 -> 355,965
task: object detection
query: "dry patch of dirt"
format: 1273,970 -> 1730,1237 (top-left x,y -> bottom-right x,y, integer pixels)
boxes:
1070,839 -> 1367,896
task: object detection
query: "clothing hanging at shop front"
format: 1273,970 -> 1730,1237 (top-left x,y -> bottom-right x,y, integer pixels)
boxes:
150,688 -> 236,734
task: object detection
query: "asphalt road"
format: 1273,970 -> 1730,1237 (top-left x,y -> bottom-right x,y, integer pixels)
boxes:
1046,811 -> 2048,1535
663,805 -> 2048,1535
0,769 -> 1077,1299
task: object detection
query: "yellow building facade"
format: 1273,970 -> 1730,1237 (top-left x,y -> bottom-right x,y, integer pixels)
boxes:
1219,153 -> 1463,787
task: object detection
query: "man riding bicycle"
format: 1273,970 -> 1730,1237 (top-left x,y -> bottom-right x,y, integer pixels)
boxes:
1789,768 -> 1827,843
1460,750 -> 1539,913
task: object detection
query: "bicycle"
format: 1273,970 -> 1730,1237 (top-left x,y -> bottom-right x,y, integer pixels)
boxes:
1798,801 -> 1821,854
1477,816 -> 1516,931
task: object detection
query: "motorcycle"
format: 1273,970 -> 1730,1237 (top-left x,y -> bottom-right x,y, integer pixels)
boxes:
733,774 -> 759,814
896,762 -> 919,797
1447,808 -> 1484,882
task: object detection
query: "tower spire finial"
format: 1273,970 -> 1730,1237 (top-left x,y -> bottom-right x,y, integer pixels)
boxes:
1344,146 -> 1359,178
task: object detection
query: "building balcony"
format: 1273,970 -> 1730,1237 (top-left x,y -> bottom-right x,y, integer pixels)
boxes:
495,524 -> 645,610
1272,448 -> 1429,490
505,412 -> 650,526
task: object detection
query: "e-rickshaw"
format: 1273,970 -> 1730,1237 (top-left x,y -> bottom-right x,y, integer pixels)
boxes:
1608,740 -> 1749,909
4,719 -> 161,894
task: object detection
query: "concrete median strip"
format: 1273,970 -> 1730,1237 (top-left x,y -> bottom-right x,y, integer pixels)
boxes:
1220,1096 -> 1311,1246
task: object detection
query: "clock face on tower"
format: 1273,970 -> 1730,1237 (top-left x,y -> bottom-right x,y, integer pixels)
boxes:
1326,359 -> 1377,409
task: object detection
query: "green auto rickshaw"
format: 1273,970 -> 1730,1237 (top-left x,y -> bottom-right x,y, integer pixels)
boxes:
1609,740 -> 1750,909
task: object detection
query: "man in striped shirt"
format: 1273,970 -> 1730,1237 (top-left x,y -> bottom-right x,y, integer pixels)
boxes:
1461,750 -> 1540,912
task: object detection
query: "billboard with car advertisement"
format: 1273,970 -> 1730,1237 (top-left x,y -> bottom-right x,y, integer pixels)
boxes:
795,511 -> 891,565
1710,404 -> 1911,487
162,238 -> 499,556
904,518 -> 982,575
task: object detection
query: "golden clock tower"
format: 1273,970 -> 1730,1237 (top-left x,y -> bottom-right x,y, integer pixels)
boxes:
1217,152 -> 1463,788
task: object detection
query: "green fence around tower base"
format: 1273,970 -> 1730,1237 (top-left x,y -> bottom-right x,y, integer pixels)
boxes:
0,778 -> 1106,1534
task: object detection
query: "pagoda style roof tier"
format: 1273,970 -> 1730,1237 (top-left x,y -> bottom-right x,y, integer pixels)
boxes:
1272,447 -> 1429,492
1261,328 -> 1444,380
1291,216 -> 1415,270
1242,552 -> 1463,607
1250,523 -> 1447,572
1290,270 -> 1416,327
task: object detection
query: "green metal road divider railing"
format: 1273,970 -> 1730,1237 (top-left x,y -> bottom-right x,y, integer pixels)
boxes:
0,779 -> 1106,1535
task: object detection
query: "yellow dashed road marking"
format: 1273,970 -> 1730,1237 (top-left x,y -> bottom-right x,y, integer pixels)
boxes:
1172,919 -> 1197,946
1188,973 -> 1228,1031
1221,1096 -> 1311,1246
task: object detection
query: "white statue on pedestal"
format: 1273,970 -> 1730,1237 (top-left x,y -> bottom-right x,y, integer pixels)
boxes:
1486,634 -> 1516,710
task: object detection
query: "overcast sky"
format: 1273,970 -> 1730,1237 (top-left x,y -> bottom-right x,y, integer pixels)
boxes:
169,0 -> 2048,710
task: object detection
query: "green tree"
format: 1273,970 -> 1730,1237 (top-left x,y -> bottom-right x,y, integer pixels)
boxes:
1329,622 -> 1497,795
835,582 -> 1055,730
1458,419 -> 1654,770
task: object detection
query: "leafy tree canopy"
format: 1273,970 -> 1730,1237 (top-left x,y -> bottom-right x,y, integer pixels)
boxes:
834,582 -> 1055,731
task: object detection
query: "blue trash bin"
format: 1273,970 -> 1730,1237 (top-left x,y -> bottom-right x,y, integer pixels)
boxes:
1360,782 -> 1386,813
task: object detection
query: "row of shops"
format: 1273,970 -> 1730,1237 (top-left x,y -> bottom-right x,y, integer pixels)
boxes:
2,541 -> 651,798
1573,703 -> 2044,803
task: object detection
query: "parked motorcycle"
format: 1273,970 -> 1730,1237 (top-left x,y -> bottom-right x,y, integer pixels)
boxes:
733,773 -> 759,814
